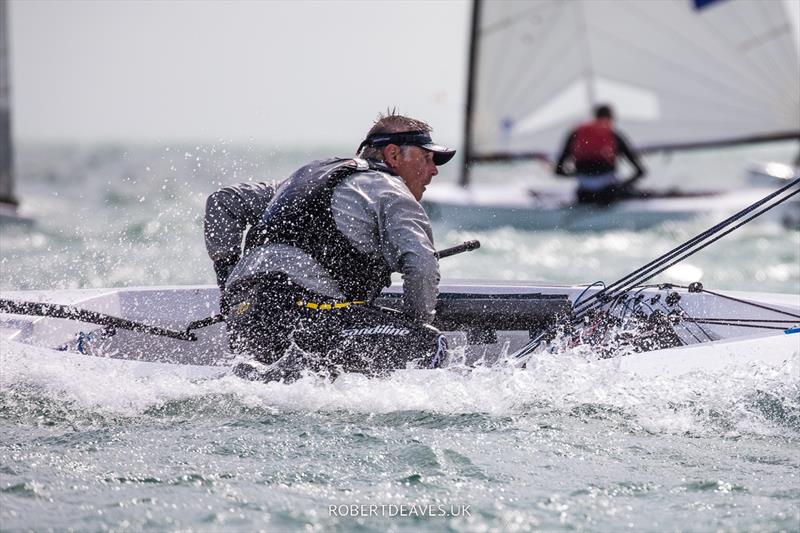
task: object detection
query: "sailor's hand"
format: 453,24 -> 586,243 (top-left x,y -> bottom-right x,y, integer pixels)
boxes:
622,172 -> 644,189
620,179 -> 635,191
213,257 -> 238,288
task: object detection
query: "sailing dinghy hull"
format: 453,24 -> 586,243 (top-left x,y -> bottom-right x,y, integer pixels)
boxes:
2,281 -> 797,381
744,162 -> 800,228
423,183 -> 790,231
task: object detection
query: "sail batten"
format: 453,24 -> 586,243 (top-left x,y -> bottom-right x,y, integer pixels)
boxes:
464,0 -> 800,181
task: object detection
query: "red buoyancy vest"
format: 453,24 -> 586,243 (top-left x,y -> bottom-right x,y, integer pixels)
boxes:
571,120 -> 617,166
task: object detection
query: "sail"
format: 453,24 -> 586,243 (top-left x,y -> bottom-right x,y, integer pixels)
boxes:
465,0 -> 800,168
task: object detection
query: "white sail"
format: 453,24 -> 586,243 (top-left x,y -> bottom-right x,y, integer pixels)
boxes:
467,0 -> 800,164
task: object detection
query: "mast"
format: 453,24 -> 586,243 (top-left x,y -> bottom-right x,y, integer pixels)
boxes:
459,0 -> 482,188
0,0 -> 16,209
576,0 -> 596,110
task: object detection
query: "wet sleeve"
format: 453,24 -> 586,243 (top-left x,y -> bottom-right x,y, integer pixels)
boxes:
554,129 -> 577,176
377,183 -> 440,323
615,132 -> 646,178
204,181 -> 275,287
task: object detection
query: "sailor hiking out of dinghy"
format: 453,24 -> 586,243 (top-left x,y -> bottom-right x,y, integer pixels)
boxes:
203,112 -> 455,382
554,104 -> 648,205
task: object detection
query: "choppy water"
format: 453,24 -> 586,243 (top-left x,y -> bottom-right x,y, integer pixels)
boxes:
1,142 -> 799,531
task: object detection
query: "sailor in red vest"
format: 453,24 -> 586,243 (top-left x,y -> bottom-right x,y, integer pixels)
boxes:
554,104 -> 647,205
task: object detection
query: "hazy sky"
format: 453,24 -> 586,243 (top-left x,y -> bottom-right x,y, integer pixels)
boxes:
9,0 -> 470,146
9,0 -> 798,148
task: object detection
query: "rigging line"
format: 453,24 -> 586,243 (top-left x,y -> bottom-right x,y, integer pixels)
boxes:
641,299 -> 695,345
614,292 -> 634,320
573,184 -> 800,322
598,185 -> 800,302
572,281 -> 605,309
697,318 -> 799,324
621,297 -> 640,322
514,183 -> 799,360
668,323 -> 694,346
694,288 -> 800,320
674,303 -> 715,343
0,298 -> 197,341
580,289 -> 634,325
513,292 -> 670,360
572,216 -> 745,315
687,321 -> 788,331
658,310 -> 708,345
623,287 -> 650,314
571,178 -> 800,317
620,297 -> 637,318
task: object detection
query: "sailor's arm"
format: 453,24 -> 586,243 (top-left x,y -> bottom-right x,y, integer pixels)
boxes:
615,132 -> 646,183
554,130 -> 577,176
378,186 -> 440,323
204,181 -> 275,288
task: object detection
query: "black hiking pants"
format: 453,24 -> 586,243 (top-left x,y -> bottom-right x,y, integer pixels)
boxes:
576,183 -> 652,206
224,274 -> 447,381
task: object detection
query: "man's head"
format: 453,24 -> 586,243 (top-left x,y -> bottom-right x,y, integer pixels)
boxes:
594,104 -> 614,121
357,111 -> 456,201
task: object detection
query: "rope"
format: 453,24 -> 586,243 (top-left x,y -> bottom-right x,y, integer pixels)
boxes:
513,178 -> 800,359
572,177 -> 799,320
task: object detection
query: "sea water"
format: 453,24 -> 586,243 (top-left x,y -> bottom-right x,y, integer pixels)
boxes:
1,142 -> 798,531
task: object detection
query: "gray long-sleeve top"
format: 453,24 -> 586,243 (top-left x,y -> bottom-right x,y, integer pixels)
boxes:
206,162 -> 440,323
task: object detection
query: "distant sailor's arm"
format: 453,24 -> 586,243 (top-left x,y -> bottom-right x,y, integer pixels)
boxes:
204,181 -> 275,287
554,130 -> 576,176
615,132 -> 646,183
379,188 -> 440,323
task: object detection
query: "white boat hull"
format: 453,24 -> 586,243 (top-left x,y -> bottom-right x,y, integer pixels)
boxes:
744,161 -> 800,228
423,183 -> 794,231
746,161 -> 799,185
2,281 -> 797,380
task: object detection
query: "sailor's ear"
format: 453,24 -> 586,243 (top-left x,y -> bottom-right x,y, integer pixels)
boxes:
382,144 -> 401,167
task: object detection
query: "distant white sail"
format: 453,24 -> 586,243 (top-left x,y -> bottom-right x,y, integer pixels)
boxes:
466,0 -> 800,164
